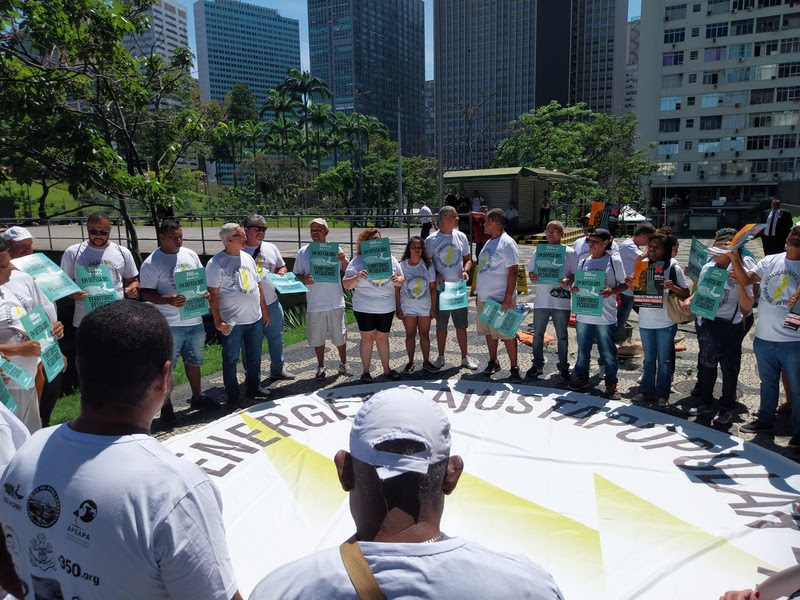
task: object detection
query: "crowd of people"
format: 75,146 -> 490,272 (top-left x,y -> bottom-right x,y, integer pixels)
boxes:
0,200 -> 797,597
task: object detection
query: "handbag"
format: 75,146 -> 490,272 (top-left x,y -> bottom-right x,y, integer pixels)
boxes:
665,264 -> 693,324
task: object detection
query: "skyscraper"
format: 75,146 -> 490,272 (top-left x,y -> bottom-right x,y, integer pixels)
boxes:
435,0 -> 628,171
194,0 -> 300,109
308,0 -> 425,156
127,0 -> 190,61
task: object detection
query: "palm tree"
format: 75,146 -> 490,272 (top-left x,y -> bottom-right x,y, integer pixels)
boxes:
261,89 -> 298,157
278,68 -> 331,171
308,102 -> 333,172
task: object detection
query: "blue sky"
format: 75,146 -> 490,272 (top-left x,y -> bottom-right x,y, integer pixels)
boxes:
185,0 -> 642,80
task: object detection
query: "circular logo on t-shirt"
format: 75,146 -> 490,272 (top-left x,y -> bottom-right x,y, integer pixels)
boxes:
435,242 -> 461,269
403,276 -> 428,300
27,485 -> 61,528
761,269 -> 800,307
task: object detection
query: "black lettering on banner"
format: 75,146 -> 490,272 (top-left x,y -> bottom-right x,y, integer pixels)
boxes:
476,390 -> 507,411
582,412 -> 640,429
257,411 -> 308,437
225,422 -> 281,449
642,436 -> 715,452
291,404 -> 336,427
696,296 -> 715,310
537,397 -> 579,418
189,436 -> 260,463
323,401 -> 359,422
674,453 -> 770,474
505,394 -> 541,415
551,405 -> 603,426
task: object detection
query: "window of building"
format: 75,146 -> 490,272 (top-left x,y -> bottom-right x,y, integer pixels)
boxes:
778,61 -> 800,77
772,133 -> 797,148
731,19 -> 755,36
691,27 -> 700,37
754,64 -> 778,80
722,136 -> 746,151
706,23 -> 729,38
658,162 -> 677,176
659,118 -> 681,133
749,112 -> 773,127
687,96 -> 696,106
754,40 -> 779,56
729,43 -> 753,59
661,73 -> 684,88
698,138 -> 721,152
776,86 -> 800,101
660,96 -> 682,110
732,0 -> 755,9
771,158 -> 794,173
750,88 -> 775,104
756,16 -> 780,34
664,28 -> 686,44
659,141 -> 680,154
785,13 -> 800,31
750,159 -> 769,173
725,90 -> 749,106
759,0 -> 783,6
683,163 -> 692,172
665,4 -> 687,20
663,51 -> 685,66
746,135 -> 771,150
727,67 -> 751,83
685,140 -> 694,150
774,110 -> 800,126
701,93 -> 724,107
689,73 -> 698,83
781,37 -> 800,54
686,118 -> 695,128
700,115 -> 723,130
705,47 -> 726,62
703,70 -> 722,85
708,0 -> 729,14
690,50 -> 699,60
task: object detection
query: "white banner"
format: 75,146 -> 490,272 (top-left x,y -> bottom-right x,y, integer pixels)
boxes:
164,381 -> 800,599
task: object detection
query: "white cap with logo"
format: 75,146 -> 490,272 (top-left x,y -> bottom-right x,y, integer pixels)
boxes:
349,386 -> 451,480
2,226 -> 33,242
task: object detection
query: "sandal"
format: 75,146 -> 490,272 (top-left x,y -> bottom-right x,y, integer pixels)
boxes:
384,369 -> 401,381
403,361 -> 415,374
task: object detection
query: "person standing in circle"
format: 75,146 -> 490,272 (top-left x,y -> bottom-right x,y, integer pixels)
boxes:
396,236 -> 437,373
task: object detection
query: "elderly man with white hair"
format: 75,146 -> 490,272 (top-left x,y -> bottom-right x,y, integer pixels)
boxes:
206,223 -> 270,409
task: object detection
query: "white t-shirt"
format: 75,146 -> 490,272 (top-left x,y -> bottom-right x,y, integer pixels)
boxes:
752,252 -> 800,342
139,247 -> 205,327
617,238 -> 643,297
471,196 -> 483,212
575,252 -> 627,325
418,205 -> 433,224
505,208 -> 519,220
0,282 -> 43,388
244,242 -> 286,305
425,230 -> 470,282
60,242 -> 139,326
0,424 -> 238,600
573,237 -> 619,264
344,255 -> 403,314
293,244 -> 346,313
638,259 -> 688,329
0,403 -> 28,600
206,251 -> 263,326
526,244 -> 577,311
476,233 -> 519,303
249,537 -> 563,600
6,269 -> 58,323
399,259 -> 436,316
696,257 -> 756,325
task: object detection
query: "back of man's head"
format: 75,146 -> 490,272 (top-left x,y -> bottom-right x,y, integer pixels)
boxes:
77,301 -> 172,410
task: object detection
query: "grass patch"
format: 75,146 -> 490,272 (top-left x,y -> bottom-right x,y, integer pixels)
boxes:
47,309 -> 355,425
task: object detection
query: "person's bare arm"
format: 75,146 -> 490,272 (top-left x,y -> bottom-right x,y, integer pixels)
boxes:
730,251 -> 760,287
503,265 -> 518,311
123,276 -> 140,299
208,287 -> 229,336
140,288 -> 186,307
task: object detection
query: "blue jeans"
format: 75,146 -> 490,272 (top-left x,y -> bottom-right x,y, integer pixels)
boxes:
170,324 -> 206,367
698,315 -> 753,408
574,321 -> 618,385
263,299 -> 285,375
639,325 -> 677,398
221,320 -> 262,399
753,337 -> 800,434
615,294 -> 635,343
532,308 -> 569,371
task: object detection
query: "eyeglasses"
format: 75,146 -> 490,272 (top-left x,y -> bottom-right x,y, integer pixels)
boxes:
246,226 -> 267,232
88,229 -> 109,236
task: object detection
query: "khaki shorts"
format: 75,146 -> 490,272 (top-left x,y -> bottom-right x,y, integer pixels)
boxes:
475,300 -> 515,341
307,308 -> 347,347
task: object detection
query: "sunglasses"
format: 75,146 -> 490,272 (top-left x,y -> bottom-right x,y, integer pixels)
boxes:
247,226 -> 267,232
88,229 -> 109,236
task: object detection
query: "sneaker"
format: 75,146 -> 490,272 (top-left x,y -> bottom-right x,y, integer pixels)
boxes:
739,419 -> 773,434
509,367 -> 522,382
483,360 -> 501,375
189,395 -> 219,410
688,401 -> 712,416
338,363 -> 354,376
383,369 -> 401,381
160,402 -> 177,427
787,434 -> 800,449
568,378 -> 590,391
525,366 -> 542,379
246,387 -> 271,399
360,372 -> 374,384
606,384 -> 621,400
559,369 -> 571,381
657,396 -> 669,408
422,360 -> 439,372
712,409 -> 733,425
460,356 -> 479,370
315,365 -> 326,381
403,361 -> 415,374
631,393 -> 654,403
270,369 -> 296,381
432,356 -> 445,370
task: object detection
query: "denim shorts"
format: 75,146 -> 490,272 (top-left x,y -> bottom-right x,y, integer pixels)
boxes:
170,323 -> 206,367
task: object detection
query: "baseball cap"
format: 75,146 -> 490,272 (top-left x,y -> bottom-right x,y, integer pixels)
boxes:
349,387 -> 451,480
2,226 -> 33,242
589,228 -> 612,241
309,218 -> 328,230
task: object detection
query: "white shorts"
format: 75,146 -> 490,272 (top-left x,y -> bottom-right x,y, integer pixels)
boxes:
307,308 -> 347,348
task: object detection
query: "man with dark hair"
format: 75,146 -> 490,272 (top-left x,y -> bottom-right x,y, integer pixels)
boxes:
61,211 -> 140,328
140,219 -> 217,426
249,387 -> 563,599
616,222 -> 656,343
0,301 -> 243,600
761,199 -> 794,256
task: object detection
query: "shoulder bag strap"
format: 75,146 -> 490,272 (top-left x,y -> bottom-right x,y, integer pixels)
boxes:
339,535 -> 386,600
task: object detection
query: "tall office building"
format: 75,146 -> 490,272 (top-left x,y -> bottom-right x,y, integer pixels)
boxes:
637,0 -> 800,218
194,0 -> 300,109
624,18 -> 641,113
424,80 -> 436,159
435,1 -> 628,172
127,0 -> 190,61
308,0 -> 425,156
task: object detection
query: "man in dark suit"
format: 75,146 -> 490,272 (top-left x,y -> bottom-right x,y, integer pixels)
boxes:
761,199 -> 794,255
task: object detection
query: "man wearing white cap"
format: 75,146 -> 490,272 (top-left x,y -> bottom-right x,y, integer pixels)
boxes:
293,218 -> 354,380
249,387 -> 564,599
2,226 -> 34,257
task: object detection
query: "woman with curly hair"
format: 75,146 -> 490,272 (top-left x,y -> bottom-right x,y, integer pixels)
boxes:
395,236 -> 437,373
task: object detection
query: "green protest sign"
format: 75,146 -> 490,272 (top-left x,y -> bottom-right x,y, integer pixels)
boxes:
572,270 -> 605,317
360,238 -> 392,280
76,264 -> 116,313
174,268 -> 209,320
310,242 -> 340,283
11,253 -> 82,301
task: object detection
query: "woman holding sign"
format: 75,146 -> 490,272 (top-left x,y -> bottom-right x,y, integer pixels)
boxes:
679,229 -> 755,425
343,229 -> 404,383
626,233 -> 689,407
395,236 -> 437,373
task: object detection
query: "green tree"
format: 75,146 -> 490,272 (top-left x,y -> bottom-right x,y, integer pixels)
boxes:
493,102 -> 657,209
224,83 -> 258,125
278,68 -> 331,171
